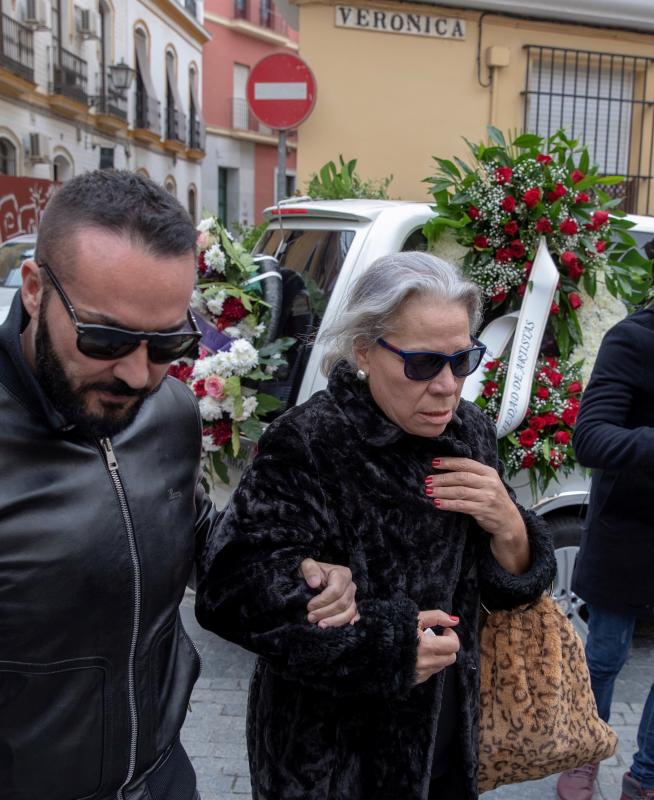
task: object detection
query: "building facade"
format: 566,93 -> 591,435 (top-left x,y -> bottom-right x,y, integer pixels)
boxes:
0,0 -> 208,237
202,0 -> 298,226
291,0 -> 654,215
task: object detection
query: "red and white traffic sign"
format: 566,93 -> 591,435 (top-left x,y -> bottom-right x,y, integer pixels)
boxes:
246,53 -> 317,130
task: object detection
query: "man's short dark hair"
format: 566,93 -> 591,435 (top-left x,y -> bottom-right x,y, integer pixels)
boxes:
35,170 -> 197,275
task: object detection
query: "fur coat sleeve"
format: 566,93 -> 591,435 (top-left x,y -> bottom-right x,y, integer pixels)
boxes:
195,415 -> 420,699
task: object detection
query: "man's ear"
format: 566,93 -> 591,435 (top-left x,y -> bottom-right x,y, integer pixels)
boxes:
21,260 -> 45,321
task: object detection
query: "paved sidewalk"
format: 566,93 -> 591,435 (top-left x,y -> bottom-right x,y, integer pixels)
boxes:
180,592 -> 653,800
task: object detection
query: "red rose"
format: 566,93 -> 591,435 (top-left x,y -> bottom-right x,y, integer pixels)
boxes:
221,296 -> 249,324
167,363 -> 193,383
550,302 -> 560,315
543,412 -> 560,426
517,282 -> 527,297
535,216 -> 553,233
549,452 -> 563,469
569,292 -> 583,310
523,187 -> 541,209
523,260 -> 533,276
554,430 -> 571,445
484,359 -> 500,370
560,218 -> 578,235
536,153 -> 553,164
482,380 -> 499,398
575,192 -> 590,203
529,416 -> 548,431
567,381 -> 583,394
549,370 -> 563,387
504,220 -> 519,236
193,379 -> 207,399
197,250 -> 208,275
521,453 -> 536,468
205,419 -> 232,447
546,357 -> 558,367
495,248 -> 513,263
571,169 -> 585,184
537,386 -> 550,399
474,234 -> 490,249
562,405 -> 578,426
546,183 -> 567,202
501,195 -> 517,213
592,210 -> 610,229
510,239 -> 526,259
568,261 -> 585,281
491,288 -> 508,303
468,206 -> 480,220
596,240 -> 607,253
495,167 -> 513,184
518,429 -> 538,448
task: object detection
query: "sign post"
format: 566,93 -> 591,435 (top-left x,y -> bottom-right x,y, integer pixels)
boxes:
246,53 -> 317,203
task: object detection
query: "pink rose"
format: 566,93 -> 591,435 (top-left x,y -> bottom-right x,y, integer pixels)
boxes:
205,375 -> 226,400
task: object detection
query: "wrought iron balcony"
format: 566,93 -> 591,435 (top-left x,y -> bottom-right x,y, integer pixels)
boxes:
91,91 -> 128,121
189,115 -> 204,151
166,103 -> 187,144
184,0 -> 197,17
52,46 -> 88,104
0,14 -> 34,83
135,90 -> 161,135
233,0 -> 289,35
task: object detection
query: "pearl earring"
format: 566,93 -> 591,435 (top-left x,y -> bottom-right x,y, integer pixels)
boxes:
356,369 -> 368,382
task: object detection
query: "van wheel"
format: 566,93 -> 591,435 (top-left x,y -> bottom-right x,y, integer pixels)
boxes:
548,515 -> 588,642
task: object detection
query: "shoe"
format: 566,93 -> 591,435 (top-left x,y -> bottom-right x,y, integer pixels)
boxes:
556,763 -> 599,800
620,771 -> 654,799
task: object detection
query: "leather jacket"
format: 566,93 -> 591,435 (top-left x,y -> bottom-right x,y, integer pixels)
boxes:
0,294 -> 214,800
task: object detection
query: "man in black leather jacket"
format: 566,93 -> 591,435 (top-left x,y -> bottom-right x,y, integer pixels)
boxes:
0,171 -> 357,800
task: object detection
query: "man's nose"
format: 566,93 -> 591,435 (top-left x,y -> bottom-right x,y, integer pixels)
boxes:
112,341 -> 151,390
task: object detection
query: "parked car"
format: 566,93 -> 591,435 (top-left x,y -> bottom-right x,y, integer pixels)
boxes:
249,198 -> 654,638
0,233 -> 36,323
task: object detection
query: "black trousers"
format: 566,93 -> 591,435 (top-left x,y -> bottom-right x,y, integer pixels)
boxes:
428,765 -> 467,799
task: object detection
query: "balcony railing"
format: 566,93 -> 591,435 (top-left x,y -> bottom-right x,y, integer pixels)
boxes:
232,0 -> 289,36
92,91 -> 128,121
52,46 -> 88,104
184,0 -> 197,17
189,115 -> 204,151
135,90 -> 161,135
166,103 -> 187,144
0,14 -> 34,83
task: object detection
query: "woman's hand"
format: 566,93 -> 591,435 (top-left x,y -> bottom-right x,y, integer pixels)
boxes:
424,457 -> 530,574
415,610 -> 460,685
425,457 -> 524,540
299,559 -> 360,628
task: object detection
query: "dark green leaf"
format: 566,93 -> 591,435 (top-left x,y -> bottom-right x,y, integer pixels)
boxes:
255,392 -> 284,414
487,125 -> 507,148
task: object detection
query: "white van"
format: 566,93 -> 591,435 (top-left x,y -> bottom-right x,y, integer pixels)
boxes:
251,198 -> 654,638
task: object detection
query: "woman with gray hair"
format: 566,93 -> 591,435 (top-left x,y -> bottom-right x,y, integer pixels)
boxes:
197,252 -> 555,800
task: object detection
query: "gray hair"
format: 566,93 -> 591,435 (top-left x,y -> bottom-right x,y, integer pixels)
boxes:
320,251 -> 482,375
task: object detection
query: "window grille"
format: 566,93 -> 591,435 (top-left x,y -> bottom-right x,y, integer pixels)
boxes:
524,45 -> 654,214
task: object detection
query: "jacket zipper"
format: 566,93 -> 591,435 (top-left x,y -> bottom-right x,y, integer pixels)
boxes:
99,437 -> 142,800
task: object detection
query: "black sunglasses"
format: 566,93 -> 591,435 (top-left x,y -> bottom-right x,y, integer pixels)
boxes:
39,263 -> 202,364
377,337 -> 487,381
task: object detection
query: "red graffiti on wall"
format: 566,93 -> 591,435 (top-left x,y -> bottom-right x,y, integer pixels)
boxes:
0,177 -> 58,242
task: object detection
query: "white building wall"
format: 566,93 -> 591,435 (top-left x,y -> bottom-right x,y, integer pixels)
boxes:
202,133 -> 255,224
0,0 -> 207,219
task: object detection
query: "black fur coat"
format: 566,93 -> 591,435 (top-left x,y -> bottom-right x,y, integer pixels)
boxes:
196,362 -> 556,800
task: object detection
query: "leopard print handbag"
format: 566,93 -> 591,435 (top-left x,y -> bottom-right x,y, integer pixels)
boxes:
478,594 -> 618,793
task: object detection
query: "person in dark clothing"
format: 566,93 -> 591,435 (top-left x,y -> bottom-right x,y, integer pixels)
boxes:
557,307 -> 654,800
0,170 -> 356,800
196,252 -> 556,800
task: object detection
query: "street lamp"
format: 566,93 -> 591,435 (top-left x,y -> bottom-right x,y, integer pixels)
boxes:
108,59 -> 135,95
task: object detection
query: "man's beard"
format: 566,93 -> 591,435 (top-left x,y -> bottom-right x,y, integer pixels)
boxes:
35,305 -> 159,439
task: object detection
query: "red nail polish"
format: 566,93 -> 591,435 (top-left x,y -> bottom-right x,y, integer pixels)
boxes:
449,615 -> 459,622
425,488 -> 434,496
424,476 -> 433,484
433,498 -> 441,507
432,459 -> 440,466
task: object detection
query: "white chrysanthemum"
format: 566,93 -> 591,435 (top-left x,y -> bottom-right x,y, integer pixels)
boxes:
213,350 -> 236,377
190,289 -> 205,312
224,320 -> 265,342
207,291 -> 227,316
229,338 -> 259,376
205,243 -> 226,272
227,395 -> 258,422
197,217 -> 216,233
202,434 -> 220,453
198,395 -> 225,421
570,278 -> 627,385
429,228 -> 468,268
191,357 -> 217,380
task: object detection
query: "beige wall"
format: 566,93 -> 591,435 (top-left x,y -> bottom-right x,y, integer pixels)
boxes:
296,1 -> 654,204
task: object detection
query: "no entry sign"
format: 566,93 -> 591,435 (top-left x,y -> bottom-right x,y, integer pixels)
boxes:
246,53 -> 317,130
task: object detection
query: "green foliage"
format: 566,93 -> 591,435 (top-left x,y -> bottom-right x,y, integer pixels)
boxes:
307,155 -> 393,200
230,220 -> 269,253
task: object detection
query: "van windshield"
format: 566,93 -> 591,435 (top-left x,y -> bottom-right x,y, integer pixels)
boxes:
252,226 -> 356,413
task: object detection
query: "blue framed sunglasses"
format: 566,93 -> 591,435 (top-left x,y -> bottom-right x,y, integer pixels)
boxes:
377,337 -> 487,381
